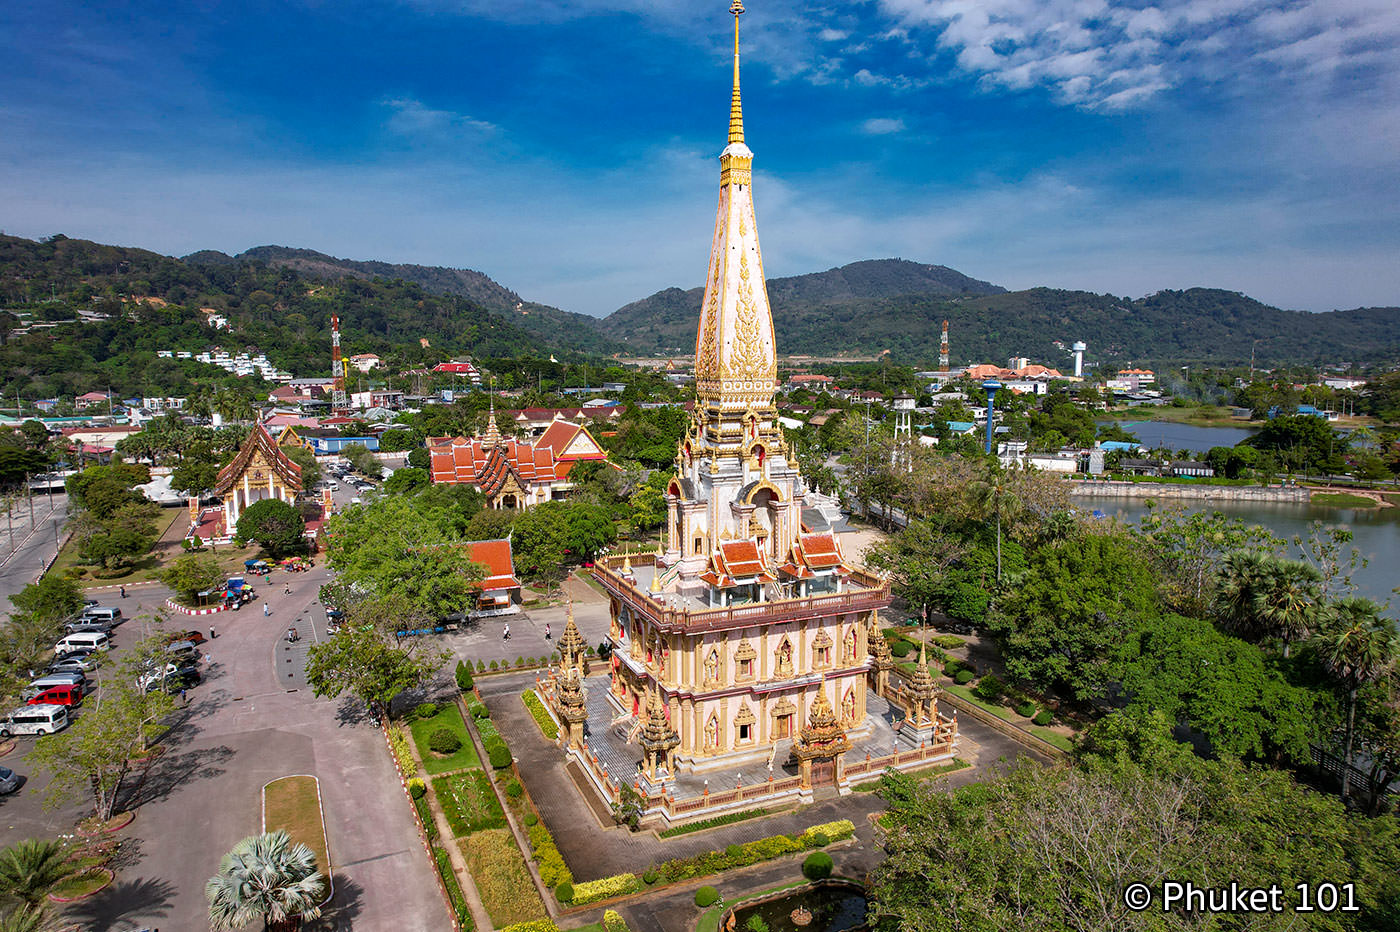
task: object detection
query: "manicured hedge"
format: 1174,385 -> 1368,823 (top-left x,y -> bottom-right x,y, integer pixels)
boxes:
388,725 -> 416,774
433,844 -> 474,930
1015,701 -> 1037,718
521,690 -> 559,740
695,886 -> 720,908
429,726 -> 463,755
500,921 -> 560,932
571,872 -> 641,906
954,669 -> 975,685
802,851 -> 834,880
1033,709 -> 1054,726
527,821 -> 573,888
657,808 -> 769,838
603,909 -> 632,932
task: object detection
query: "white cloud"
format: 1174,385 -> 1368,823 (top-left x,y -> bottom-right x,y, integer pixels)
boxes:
382,97 -> 497,139
873,0 -> 1400,110
861,116 -> 906,134
819,28 -> 849,41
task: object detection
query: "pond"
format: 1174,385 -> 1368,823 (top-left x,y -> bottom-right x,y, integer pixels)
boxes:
726,880 -> 868,932
1098,419 -> 1258,453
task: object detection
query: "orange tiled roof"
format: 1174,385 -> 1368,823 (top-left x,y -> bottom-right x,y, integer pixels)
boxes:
214,423 -> 302,496
466,539 -> 521,590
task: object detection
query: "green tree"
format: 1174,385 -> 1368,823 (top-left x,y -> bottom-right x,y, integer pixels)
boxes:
1316,598 -> 1398,801
341,443 -> 378,476
969,461 -> 1021,585
7,575 -> 79,626
206,831 -> 326,932
281,443 -> 320,490
865,519 -> 968,626
0,839 -> 82,914
1257,557 -> 1324,657
1135,504 -> 1279,617
305,623 -> 444,722
170,458 -> 220,496
383,467 -> 428,496
990,532 -> 1160,701
236,499 -> 306,559
406,447 -> 430,470
160,552 -> 225,604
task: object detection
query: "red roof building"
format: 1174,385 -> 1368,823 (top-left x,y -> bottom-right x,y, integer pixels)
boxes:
427,419 -> 610,509
213,423 -> 303,527
465,539 -> 523,616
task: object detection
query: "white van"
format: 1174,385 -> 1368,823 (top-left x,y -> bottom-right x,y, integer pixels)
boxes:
0,704 -> 69,737
81,607 -> 122,624
54,632 -> 110,654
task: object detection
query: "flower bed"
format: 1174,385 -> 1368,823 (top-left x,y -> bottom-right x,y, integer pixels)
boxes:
526,821 -> 572,888
500,921 -> 560,932
434,771 -> 505,836
410,703 -> 480,774
603,909 -> 632,932
388,725 -> 416,775
570,872 -> 640,906
461,828 -> 547,927
521,690 -> 559,740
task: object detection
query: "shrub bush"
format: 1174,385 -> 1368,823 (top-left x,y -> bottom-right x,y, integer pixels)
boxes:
506,779 -> 523,799
642,868 -> 659,885
428,726 -> 462,755
889,639 -> 913,658
501,922 -> 561,932
488,741 -> 513,769
801,820 -> 855,846
810,832 -> 830,847
942,660 -> 962,677
1015,700 -> 1037,718
455,660 -> 474,691
1033,709 -> 1054,726
516,655 -> 525,667
524,812 -> 539,827
490,659 -> 499,670
954,669 -> 975,685
603,909 -> 631,932
973,673 -> 1004,701
694,886 -> 719,908
476,660 -> 486,672
725,844 -> 743,859
802,851 -> 834,880
469,699 -> 490,720
416,702 -> 439,720
933,634 -> 966,649
388,726 -> 416,775
408,778 -> 426,799
572,873 -> 641,905
556,882 -> 574,904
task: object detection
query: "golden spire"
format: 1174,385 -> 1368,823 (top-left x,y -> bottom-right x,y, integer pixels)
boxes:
729,0 -> 745,145
483,393 -> 501,448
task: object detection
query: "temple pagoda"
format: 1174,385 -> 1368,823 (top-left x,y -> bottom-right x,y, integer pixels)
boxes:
590,2 -> 896,789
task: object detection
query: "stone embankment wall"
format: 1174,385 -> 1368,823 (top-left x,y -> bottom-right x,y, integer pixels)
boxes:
1068,481 -> 1311,503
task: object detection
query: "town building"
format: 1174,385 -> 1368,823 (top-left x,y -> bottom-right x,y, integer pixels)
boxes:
426,414 -> 610,508
551,6 -> 957,822
348,353 -> 382,373
464,539 -> 522,618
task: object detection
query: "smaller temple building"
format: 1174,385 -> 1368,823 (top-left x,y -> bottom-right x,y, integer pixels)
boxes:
427,415 -> 610,509
464,539 -> 522,617
214,423 -> 303,528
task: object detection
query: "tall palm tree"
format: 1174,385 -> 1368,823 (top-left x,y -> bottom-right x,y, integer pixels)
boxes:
1258,557 -> 1324,658
1214,549 -> 1272,641
971,461 -> 1021,585
0,905 -> 54,932
1316,598 -> 1398,802
207,831 -> 325,932
0,840 -> 80,914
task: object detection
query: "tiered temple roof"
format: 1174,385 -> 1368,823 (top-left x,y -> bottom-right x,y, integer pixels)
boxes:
214,422 -> 302,497
793,679 -> 851,761
426,419 -> 608,492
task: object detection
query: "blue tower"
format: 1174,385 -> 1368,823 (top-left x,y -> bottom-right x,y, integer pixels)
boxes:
981,379 -> 1002,455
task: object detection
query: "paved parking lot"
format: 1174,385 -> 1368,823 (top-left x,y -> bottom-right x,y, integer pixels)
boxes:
0,568 -> 450,931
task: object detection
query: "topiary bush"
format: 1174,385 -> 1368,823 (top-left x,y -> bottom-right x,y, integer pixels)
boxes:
506,779 -> 523,799
516,655 -> 525,667
1033,709 -> 1054,726
556,882 -> 574,904
1015,700 -> 1037,718
416,702 -> 439,720
802,851 -> 834,880
428,726 -> 462,755
694,886 -> 719,908
524,812 -> 539,826
810,832 -> 830,848
973,673 -> 1004,701
408,777 -> 426,799
455,660 -> 474,691
488,741 -> 512,769
476,660 -> 486,672
489,659 -> 499,670
642,868 -> 659,885
942,660 -> 962,677
889,639 -> 913,658
954,669 -> 976,685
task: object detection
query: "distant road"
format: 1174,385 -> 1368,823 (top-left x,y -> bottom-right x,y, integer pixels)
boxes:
0,493 -> 69,614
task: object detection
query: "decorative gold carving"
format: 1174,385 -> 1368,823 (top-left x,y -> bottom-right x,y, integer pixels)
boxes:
735,704 -> 756,726
726,253 -> 769,382
734,639 -> 757,662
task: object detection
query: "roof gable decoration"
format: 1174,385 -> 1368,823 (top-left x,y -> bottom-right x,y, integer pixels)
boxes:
214,423 -> 303,496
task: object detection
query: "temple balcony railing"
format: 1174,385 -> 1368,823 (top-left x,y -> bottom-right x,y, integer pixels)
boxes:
592,552 -> 890,635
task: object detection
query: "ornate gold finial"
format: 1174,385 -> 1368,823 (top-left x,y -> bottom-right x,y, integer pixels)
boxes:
728,0 -> 745,145
483,392 -> 501,448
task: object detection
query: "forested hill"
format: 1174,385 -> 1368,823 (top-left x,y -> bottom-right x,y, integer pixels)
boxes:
601,262 -> 1400,365
0,233 -> 568,401
600,258 -> 1005,354
192,245 -> 621,356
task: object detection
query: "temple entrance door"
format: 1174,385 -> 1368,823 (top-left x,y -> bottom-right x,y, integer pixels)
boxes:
776,714 -> 793,739
811,758 -> 835,787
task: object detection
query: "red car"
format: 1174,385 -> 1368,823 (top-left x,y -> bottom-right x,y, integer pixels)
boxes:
163,630 -> 208,647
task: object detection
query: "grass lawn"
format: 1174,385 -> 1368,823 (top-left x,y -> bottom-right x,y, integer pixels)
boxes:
695,878 -> 813,932
1312,492 -> 1380,508
432,770 -> 504,836
942,683 -> 1017,722
409,703 -> 480,774
460,828 -> 546,927
1031,726 -> 1075,752
263,775 -> 331,878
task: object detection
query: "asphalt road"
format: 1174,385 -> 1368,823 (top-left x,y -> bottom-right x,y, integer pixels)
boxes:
0,494 -> 69,616
0,566 -> 451,931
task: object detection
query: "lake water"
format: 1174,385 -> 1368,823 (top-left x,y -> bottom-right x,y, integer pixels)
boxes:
1100,498 -> 1399,610
1099,419 -> 1258,453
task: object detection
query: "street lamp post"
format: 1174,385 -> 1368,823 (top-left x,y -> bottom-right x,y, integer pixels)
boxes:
981,380 -> 1002,456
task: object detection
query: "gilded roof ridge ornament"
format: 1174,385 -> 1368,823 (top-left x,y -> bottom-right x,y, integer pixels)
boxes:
729,0 -> 745,146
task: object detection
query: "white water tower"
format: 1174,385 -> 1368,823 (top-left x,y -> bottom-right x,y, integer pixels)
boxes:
1072,341 -> 1086,378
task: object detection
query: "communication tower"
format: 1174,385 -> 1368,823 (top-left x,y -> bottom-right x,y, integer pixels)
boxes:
331,314 -> 348,410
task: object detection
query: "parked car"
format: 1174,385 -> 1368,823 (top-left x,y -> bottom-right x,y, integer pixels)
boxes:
0,767 -> 20,794
164,640 -> 199,661
0,705 -> 69,737
26,684 -> 83,708
47,654 -> 98,674
24,674 -> 87,696
63,619 -> 113,635
81,598 -> 100,609
54,632 -> 110,654
81,606 -> 123,624
162,630 -> 207,647
139,666 -> 200,694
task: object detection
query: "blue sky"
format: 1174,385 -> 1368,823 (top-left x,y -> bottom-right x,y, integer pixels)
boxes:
2,0 -> 1398,317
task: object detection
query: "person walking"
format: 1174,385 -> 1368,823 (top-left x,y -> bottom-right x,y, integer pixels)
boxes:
503,623 -> 510,641
120,585 -> 126,599
545,623 -> 551,641
284,583 -> 291,595
180,688 -> 188,705
263,602 -> 270,617
209,625 -> 216,639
